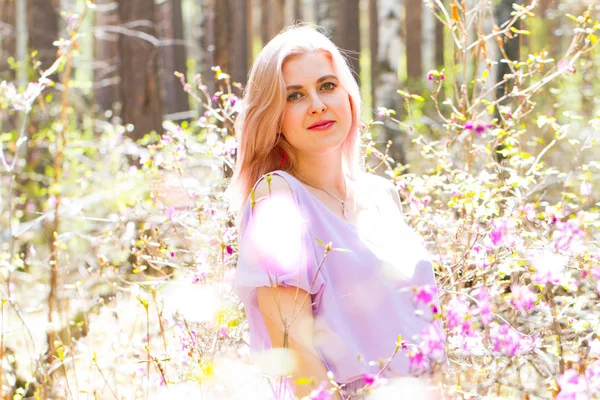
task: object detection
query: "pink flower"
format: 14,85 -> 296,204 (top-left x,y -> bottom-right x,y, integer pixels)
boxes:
558,59 -> 576,74
472,245 -> 489,269
510,284 -> 537,313
530,250 -> 567,285
556,369 -> 589,399
408,349 -> 430,373
585,360 -> 600,392
448,331 -> 485,356
419,324 -> 446,361
552,220 -> 585,253
217,324 -> 229,338
414,284 -> 438,306
464,120 -> 491,134
580,181 -> 592,196
165,206 -> 176,220
363,373 -> 376,386
489,323 -> 533,356
523,203 -> 536,220
475,286 -> 493,325
489,219 -> 517,248
446,297 -> 472,334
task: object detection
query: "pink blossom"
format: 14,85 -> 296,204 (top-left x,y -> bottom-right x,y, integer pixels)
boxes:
530,250 -> 567,285
552,219 -> 585,253
165,206 -> 176,220
556,369 -> 589,399
489,219 -> 517,248
217,324 -> 229,338
224,136 -> 238,155
558,59 -> 576,74
464,120 -> 491,134
585,360 -> 600,392
408,349 -> 430,373
472,245 -> 489,269
448,331 -> 485,356
414,284 -> 438,306
489,323 -> 533,356
419,323 -> 446,361
523,203 -> 536,220
446,297 -> 472,334
475,286 -> 493,325
580,181 -> 592,196
510,284 -> 537,313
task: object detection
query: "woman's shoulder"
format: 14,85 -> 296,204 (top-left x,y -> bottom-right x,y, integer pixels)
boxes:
358,171 -> 401,208
253,170 -> 293,200
357,170 -> 395,191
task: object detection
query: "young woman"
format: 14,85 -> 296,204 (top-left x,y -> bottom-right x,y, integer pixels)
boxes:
225,25 -> 443,400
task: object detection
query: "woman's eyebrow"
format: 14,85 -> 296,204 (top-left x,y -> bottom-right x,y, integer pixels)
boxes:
286,74 -> 339,90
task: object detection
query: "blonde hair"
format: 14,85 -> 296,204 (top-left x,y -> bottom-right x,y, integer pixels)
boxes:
224,25 -> 364,221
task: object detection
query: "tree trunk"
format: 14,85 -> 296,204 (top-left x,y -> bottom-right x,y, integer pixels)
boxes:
293,0 -> 302,22
93,0 -> 120,114
315,0 -> 336,39
494,0 -> 521,102
157,0 -> 189,119
117,0 -> 163,141
434,14 -> 444,69
405,0 -> 422,91
369,0 -> 407,166
0,0 -> 16,79
195,0 -> 216,95
335,0 -> 360,82
261,0 -> 284,43
27,0 -> 59,72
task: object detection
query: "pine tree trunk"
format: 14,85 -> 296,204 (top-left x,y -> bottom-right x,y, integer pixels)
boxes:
405,0 -> 423,91
195,0 -> 216,96
27,0 -> 59,72
335,0 -> 360,82
117,0 -> 163,141
369,0 -> 407,166
293,0 -> 302,22
93,0 -> 120,114
435,14 -> 444,69
0,0 -> 16,79
315,0 -> 336,39
157,0 -> 189,118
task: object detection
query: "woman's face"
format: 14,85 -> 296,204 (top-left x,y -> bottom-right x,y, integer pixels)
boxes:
280,52 -> 353,158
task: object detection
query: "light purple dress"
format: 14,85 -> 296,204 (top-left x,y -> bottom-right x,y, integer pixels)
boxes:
234,170 -> 439,395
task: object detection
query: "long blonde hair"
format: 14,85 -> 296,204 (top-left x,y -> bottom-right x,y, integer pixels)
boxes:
224,25 -> 364,221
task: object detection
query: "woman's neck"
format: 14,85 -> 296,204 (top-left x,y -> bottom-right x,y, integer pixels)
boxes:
292,151 -> 346,197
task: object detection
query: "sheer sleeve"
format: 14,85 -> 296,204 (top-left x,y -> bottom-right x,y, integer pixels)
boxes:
234,178 -> 326,353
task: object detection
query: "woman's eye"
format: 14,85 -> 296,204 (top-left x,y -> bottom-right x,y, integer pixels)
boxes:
321,82 -> 337,91
287,92 -> 302,102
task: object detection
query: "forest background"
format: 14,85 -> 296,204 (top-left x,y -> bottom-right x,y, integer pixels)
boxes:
0,0 -> 599,399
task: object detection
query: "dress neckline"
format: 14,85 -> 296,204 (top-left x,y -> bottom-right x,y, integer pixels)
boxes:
275,170 -> 360,230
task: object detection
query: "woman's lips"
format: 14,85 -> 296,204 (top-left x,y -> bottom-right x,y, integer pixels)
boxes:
308,121 -> 335,130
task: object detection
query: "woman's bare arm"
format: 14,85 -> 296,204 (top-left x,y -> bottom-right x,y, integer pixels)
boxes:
257,286 -> 340,399
252,175 -> 340,399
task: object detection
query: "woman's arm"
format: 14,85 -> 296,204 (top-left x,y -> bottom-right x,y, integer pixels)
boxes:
257,286 -> 341,399
250,175 -> 340,399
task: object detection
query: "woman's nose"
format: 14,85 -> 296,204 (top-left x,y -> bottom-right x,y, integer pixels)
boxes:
308,95 -> 327,115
